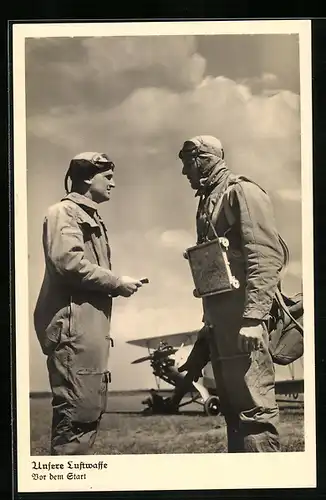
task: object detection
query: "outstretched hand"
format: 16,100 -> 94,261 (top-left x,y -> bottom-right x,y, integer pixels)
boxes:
117,276 -> 143,297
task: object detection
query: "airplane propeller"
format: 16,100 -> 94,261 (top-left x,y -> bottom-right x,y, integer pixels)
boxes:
131,355 -> 153,364
131,347 -> 178,364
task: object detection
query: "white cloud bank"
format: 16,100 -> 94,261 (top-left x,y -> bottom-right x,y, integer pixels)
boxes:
26,36 -> 303,390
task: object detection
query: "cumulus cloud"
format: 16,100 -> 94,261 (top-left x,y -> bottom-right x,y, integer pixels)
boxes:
27,74 -> 301,195
160,230 -> 193,251
239,72 -> 280,94
26,35 -> 303,390
25,36 -> 206,113
197,34 -> 300,95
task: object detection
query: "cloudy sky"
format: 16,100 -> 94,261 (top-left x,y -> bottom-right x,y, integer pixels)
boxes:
25,33 -> 303,392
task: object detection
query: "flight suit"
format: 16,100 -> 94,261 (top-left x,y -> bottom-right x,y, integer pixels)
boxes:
34,192 -> 121,455
196,173 -> 284,452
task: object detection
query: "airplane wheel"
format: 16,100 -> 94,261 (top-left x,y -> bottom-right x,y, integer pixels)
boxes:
204,396 -> 220,416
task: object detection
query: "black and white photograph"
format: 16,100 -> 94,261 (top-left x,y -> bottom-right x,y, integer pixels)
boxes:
13,20 -> 315,492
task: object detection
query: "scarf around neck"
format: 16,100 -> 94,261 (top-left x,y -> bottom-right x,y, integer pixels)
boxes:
195,159 -> 234,199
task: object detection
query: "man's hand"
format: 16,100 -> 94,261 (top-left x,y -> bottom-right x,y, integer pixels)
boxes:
237,319 -> 264,353
116,276 -> 143,297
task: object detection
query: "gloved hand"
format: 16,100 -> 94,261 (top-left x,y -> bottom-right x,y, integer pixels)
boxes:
238,319 -> 264,353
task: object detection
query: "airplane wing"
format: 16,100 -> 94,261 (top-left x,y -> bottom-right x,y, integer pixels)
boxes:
126,330 -> 200,349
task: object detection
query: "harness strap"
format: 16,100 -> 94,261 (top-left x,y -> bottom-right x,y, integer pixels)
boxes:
201,183 -> 236,241
275,288 -> 304,335
203,178 -> 302,336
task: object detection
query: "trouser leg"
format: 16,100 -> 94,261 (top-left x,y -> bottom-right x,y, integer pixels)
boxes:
207,329 -> 245,452
47,352 -> 109,456
205,294 -> 280,453
238,327 -> 280,452
50,404 -> 101,456
209,325 -> 280,452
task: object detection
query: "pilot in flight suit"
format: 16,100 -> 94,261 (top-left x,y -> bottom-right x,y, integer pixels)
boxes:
178,136 -> 285,452
34,152 -> 143,455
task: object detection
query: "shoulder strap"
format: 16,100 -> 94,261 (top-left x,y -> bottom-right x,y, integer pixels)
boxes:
275,288 -> 303,335
203,183 -> 235,239
205,177 -> 240,230
206,177 -> 299,335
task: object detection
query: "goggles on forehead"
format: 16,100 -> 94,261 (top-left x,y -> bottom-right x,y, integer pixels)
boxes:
91,153 -> 115,170
178,145 -> 200,161
64,153 -> 115,193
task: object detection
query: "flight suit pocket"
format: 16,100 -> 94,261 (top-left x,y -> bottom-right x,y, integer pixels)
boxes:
43,308 -> 70,356
74,369 -> 110,423
43,324 -> 62,356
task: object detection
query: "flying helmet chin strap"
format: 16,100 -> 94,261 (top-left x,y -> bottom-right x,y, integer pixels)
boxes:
64,166 -> 72,194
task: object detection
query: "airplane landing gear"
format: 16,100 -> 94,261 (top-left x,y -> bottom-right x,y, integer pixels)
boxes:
204,395 -> 220,416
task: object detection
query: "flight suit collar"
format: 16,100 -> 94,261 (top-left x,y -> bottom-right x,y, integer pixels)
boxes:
62,192 -> 99,212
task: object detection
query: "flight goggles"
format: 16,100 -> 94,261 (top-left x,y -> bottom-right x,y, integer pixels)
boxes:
178,144 -> 200,161
64,152 -> 115,192
83,153 -> 115,170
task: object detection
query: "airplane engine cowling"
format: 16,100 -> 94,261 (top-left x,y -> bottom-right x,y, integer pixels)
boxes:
151,345 -> 194,387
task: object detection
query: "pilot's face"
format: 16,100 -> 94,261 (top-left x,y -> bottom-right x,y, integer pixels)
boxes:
182,160 -> 201,190
179,148 -> 202,190
87,169 -> 115,203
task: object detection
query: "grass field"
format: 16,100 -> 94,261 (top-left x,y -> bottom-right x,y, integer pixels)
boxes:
30,393 -> 304,455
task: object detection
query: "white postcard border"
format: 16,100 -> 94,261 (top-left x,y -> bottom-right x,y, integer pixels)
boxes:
13,19 -> 315,493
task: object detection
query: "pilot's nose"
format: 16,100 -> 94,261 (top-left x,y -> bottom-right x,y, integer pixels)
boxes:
109,179 -> 115,188
182,164 -> 188,176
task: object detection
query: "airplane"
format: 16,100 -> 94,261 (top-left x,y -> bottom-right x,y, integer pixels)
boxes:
127,329 -> 304,416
